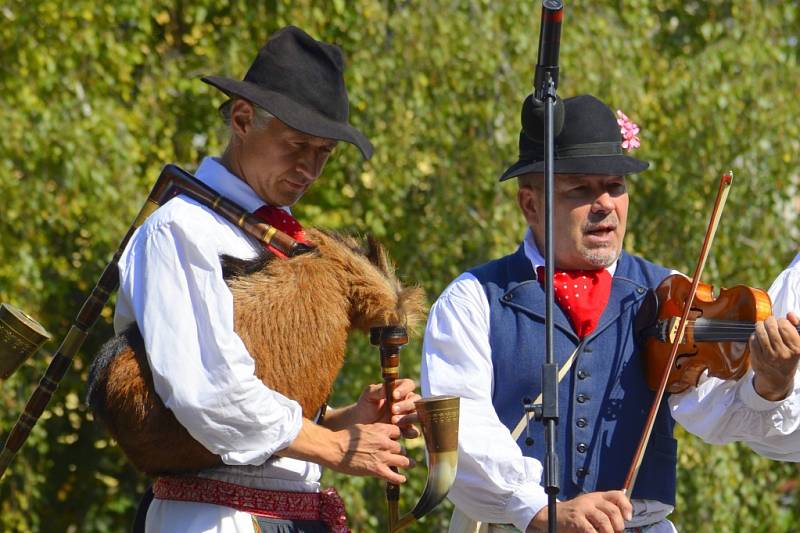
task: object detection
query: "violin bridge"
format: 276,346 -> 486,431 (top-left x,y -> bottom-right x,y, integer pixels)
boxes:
656,318 -> 683,343
667,317 -> 682,344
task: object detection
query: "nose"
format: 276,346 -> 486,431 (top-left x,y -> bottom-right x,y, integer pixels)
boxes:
295,153 -> 314,181
295,148 -> 325,182
591,191 -> 615,214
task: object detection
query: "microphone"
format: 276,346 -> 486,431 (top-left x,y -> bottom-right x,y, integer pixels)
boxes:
521,0 -> 565,143
534,0 -> 563,99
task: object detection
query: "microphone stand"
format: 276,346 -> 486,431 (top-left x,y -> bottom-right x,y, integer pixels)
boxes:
521,3 -> 563,530
522,72 -> 559,533
540,72 -> 559,533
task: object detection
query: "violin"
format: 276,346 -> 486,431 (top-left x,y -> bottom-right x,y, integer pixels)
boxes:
625,172 -> 731,492
636,274 -> 773,393
624,170 -> 773,493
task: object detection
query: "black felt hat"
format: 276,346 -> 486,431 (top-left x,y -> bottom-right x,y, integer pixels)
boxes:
499,94 -> 648,181
202,26 -> 373,159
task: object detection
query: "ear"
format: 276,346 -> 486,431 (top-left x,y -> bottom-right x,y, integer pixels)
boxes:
230,99 -> 255,140
517,185 -> 542,228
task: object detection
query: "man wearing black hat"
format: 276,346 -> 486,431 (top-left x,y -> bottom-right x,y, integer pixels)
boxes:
114,26 -> 418,533
422,94 -> 800,532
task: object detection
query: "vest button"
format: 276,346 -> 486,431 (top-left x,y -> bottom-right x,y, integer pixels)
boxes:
637,287 -> 645,294
576,467 -> 589,477
576,393 -> 589,403
583,346 -> 593,353
576,417 -> 588,428
577,369 -> 590,380
577,443 -> 588,453
502,293 -> 513,301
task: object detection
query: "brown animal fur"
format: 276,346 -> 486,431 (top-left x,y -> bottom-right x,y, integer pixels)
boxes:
87,229 -> 426,475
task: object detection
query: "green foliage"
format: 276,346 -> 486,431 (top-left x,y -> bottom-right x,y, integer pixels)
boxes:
1,0 -> 798,531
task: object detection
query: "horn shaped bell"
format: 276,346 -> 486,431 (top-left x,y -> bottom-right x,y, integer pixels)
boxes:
388,395 -> 460,532
406,395 -> 460,519
0,303 -> 51,380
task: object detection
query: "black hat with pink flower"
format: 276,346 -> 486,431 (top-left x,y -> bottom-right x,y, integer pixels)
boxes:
499,94 -> 648,181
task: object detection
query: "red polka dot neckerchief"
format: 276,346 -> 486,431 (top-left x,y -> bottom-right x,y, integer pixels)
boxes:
536,267 -> 613,339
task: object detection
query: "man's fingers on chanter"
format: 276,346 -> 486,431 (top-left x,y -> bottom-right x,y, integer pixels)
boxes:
380,465 -> 406,484
394,395 -> 421,411
399,423 -> 420,438
365,383 -> 385,399
379,437 -> 402,454
376,421 -> 402,439
391,412 -> 420,426
392,378 -> 417,400
384,450 -> 413,469
391,398 -> 417,414
406,392 -> 422,403
380,448 -> 413,462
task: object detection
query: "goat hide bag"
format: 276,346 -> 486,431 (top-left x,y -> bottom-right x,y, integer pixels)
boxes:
86,229 -> 425,475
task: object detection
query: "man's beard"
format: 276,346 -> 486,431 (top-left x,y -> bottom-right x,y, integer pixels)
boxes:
580,214 -> 622,268
581,246 -> 620,268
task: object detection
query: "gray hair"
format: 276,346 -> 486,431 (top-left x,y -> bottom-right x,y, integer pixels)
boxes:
517,172 -> 544,190
219,98 -> 274,130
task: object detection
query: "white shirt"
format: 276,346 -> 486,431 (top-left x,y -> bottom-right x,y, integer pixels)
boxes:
115,158 -> 317,532
421,231 -> 800,531
769,253 -> 800,317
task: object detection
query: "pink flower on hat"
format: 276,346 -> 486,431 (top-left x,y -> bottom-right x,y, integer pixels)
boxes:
616,109 -> 641,151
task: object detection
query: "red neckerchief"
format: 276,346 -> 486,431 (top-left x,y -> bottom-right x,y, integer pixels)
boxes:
252,205 -> 308,258
536,267 -> 613,339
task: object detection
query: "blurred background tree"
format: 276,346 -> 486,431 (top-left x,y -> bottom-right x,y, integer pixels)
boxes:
0,0 -> 798,531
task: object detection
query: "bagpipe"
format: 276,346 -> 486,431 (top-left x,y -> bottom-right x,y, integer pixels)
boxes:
0,164 -> 459,531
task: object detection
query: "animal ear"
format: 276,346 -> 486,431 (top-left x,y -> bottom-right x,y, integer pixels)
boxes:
365,235 -> 395,277
396,286 -> 428,333
220,251 -> 273,280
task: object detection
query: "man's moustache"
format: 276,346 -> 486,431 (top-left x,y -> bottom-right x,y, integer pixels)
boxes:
583,217 -> 618,233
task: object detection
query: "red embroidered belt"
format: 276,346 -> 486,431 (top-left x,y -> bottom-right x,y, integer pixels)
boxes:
153,476 -> 350,533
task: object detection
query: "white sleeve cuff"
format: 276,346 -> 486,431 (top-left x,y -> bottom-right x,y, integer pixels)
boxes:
739,371 -> 794,412
506,481 -> 549,532
219,399 -> 304,465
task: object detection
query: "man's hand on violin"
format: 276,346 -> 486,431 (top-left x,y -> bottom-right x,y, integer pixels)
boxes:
750,312 -> 800,401
527,490 -> 632,533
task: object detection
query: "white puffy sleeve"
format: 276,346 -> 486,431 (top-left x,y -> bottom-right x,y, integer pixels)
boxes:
421,274 -> 548,531
115,212 -> 303,465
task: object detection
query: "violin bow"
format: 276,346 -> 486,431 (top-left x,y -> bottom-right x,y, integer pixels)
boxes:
623,170 -> 733,494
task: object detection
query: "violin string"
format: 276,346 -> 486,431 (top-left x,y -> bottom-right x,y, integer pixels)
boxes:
684,324 -> 800,331
672,320 -> 800,340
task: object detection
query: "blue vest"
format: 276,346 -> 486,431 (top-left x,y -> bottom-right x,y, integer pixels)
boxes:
469,247 -> 677,504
